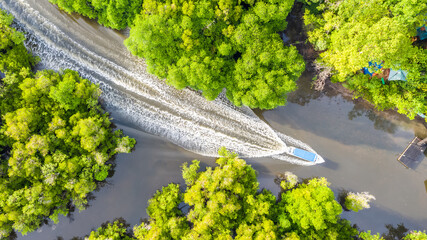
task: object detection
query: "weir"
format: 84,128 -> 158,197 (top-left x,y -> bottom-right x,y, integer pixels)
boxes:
0,0 -> 320,164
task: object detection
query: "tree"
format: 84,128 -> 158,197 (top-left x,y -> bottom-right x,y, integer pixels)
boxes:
85,149 -> 427,240
0,10 -> 37,75
49,0 -> 143,30
133,148 -> 359,239
86,218 -> 134,240
302,0 -> 427,119
358,228 -> 427,240
344,192 -> 376,212
359,231 -> 384,240
0,13 -> 136,237
276,177 -> 357,239
0,69 -> 136,238
403,231 -> 427,240
125,0 -> 305,109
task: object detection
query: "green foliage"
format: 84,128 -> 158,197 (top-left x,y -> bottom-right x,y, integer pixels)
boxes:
86,219 -> 135,240
0,10 -> 37,74
0,69 -> 135,237
125,0 -> 305,109
49,0 -> 143,29
278,171 -> 298,190
0,18 -> 136,237
84,149 -> 427,240
403,231 -> 427,240
277,177 -> 358,239
359,231 -> 384,240
133,149 -> 359,239
302,0 -> 427,119
344,192 -> 376,212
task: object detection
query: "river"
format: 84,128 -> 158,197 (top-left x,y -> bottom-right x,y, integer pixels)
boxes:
0,0 -> 426,239
1,0 -> 323,164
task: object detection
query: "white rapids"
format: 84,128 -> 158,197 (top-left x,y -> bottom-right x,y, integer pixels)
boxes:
0,0 -> 322,164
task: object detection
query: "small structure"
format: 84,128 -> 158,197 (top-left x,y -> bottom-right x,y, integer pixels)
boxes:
417,25 -> 427,41
362,62 -> 383,76
387,69 -> 408,81
397,137 -> 427,169
362,62 -> 409,83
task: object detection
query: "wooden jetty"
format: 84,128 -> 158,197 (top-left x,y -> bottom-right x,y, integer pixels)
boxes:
397,137 -> 427,169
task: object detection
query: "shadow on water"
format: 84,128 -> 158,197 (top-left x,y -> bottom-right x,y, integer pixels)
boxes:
50,3 -> 128,37
254,63 -> 418,152
347,104 -> 398,135
269,1 -> 427,153
287,70 -> 324,107
321,157 -> 340,171
381,223 -> 409,240
259,69 -> 427,152
341,199 -> 427,236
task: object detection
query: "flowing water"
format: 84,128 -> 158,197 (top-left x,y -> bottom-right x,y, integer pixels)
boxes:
1,0 -> 427,239
0,0 -> 322,165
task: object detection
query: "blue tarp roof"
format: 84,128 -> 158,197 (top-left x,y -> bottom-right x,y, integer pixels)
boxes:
417,25 -> 427,40
362,61 -> 383,76
362,62 -> 408,81
293,148 -> 316,162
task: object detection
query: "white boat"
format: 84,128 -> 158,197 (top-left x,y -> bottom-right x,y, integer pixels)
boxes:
286,147 -> 325,164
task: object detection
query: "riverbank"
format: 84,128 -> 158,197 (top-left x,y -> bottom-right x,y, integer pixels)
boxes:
286,2 -> 427,132
2,1 -> 426,239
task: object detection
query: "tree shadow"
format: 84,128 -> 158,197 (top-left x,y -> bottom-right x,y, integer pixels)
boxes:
381,223 -> 409,240
347,101 -> 399,135
337,189 -> 350,211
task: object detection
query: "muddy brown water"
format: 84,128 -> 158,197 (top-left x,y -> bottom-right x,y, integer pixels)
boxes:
2,1 -> 426,239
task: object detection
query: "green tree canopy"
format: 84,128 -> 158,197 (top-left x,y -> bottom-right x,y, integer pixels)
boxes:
85,218 -> 134,240
0,11 -> 136,237
131,148 -> 358,239
125,0 -> 305,109
302,0 -> 427,119
84,149 -> 426,239
0,69 -> 136,238
0,10 -> 37,75
49,0 -> 143,29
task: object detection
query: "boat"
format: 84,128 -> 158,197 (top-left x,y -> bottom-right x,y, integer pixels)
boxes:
286,147 -> 325,164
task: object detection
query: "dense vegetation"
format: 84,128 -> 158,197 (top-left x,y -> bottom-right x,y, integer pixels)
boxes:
302,0 -> 427,119
132,149 -> 356,239
86,218 -> 134,240
125,0 -> 305,109
49,0 -> 305,109
49,0 -> 143,29
0,10 -> 135,238
48,0 -> 426,114
0,10 -> 38,74
83,149 -> 426,240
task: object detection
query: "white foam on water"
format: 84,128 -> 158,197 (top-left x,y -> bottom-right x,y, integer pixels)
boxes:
0,0 -> 322,164
272,132 -> 320,166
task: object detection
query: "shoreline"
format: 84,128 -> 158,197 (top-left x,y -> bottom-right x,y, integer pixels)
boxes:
285,2 -> 427,131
